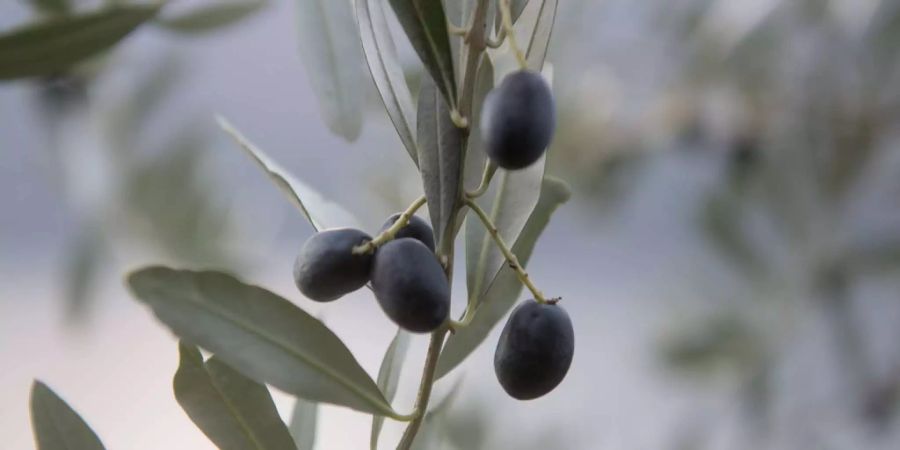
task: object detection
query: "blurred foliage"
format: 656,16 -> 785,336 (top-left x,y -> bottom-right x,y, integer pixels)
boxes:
4,1 -> 268,320
528,0 -> 900,444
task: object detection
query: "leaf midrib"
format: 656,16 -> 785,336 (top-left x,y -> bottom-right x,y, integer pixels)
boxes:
205,362 -> 270,450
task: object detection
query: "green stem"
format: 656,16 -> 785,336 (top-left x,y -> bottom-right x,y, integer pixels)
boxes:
394,2 -> 494,448
464,198 -> 550,304
466,161 -> 498,199
498,0 -> 527,69
353,196 -> 426,255
395,328 -> 448,449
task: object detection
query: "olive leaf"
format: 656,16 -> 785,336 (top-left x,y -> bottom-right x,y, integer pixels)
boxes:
416,77 -> 465,250
437,177 -> 570,379
217,115 -> 361,231
371,328 -> 411,450
64,224 -> 105,320
127,267 -> 399,417
0,4 -> 161,80
461,56 -> 493,193
156,0 -> 267,34
357,0 -> 419,166
488,0 -> 556,73
295,0 -> 366,141
523,0 -> 557,70
465,65 -> 552,301
288,398 -> 318,450
494,0 -> 530,33
28,0 -> 71,16
389,0 -> 457,107
30,381 -> 106,450
174,343 -> 296,450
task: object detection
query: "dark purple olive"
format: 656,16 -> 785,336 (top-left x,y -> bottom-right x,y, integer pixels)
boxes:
494,299 -> 574,400
293,228 -> 373,302
481,70 -> 556,170
379,213 -> 435,252
371,238 -> 449,333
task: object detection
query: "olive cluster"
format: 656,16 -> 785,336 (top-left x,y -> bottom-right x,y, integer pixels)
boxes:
293,214 -> 448,333
292,69 -> 573,401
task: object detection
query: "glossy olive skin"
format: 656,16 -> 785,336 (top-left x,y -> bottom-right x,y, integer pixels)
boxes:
293,228 -> 373,302
494,299 -> 574,400
371,238 -> 450,333
379,213 -> 436,252
481,70 -> 556,170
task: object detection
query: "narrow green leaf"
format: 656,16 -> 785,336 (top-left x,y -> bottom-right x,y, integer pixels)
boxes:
28,0 -> 72,16
523,0 -> 557,71
465,66 -> 552,301
0,5 -> 161,80
437,177 -> 570,379
30,381 -> 106,450
128,267 -> 398,416
156,1 -> 267,34
357,0 -> 418,165
494,0 -> 530,33
288,398 -> 317,450
388,0 -> 457,107
370,328 -> 411,450
461,56 -> 493,193
295,0 -> 366,141
416,77 -> 465,250
217,115 -> 361,231
174,343 -> 296,450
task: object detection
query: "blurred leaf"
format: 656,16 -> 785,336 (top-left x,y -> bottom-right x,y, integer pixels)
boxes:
174,343 -> 295,450
105,55 -> 181,153
357,0 -> 418,166
126,127 -> 234,267
437,177 -> 570,379
0,5 -> 161,80
846,234 -> 900,275
410,378 -> 463,450
389,0 -> 457,107
441,399 -> 488,450
494,0 -> 529,33
371,328 -> 411,450
701,192 -> 762,276
295,0 -> 365,141
217,115 -> 361,231
64,225 -> 105,321
288,398 -> 317,450
461,55 -> 493,193
521,0 -> 557,71
661,314 -> 761,375
442,0 -> 471,26
127,267 -> 398,416
156,1 -> 266,34
865,0 -> 900,65
30,381 -> 105,450
417,77 -> 465,250
28,0 -> 71,16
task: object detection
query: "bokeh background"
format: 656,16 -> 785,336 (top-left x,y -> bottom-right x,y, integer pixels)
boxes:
3,0 -> 900,448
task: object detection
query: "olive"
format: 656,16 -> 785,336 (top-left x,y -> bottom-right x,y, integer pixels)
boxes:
494,299 -> 574,400
371,238 -> 450,333
481,70 -> 556,170
379,213 -> 435,252
293,228 -> 373,302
